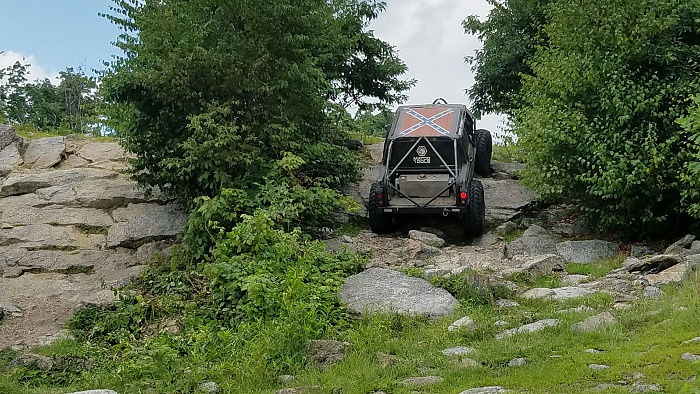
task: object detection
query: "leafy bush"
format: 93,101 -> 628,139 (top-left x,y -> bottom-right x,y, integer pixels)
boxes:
514,0 -> 700,237
204,210 -> 363,328
677,94 -> 700,219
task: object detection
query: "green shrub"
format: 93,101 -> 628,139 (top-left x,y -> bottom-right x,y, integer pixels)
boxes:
204,210 -> 363,328
516,0 -> 700,237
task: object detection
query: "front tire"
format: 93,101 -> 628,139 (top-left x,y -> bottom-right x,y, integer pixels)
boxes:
369,183 -> 393,234
463,179 -> 485,237
474,129 -> 493,177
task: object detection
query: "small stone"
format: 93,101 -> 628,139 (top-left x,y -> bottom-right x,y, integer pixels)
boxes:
630,383 -> 662,393
304,340 -> 350,369
585,349 -> 603,354
643,286 -> 665,299
507,357 -> 527,367
679,306 -> 689,311
10,354 -> 53,370
376,352 -> 397,368
588,364 -> 610,370
632,372 -> 646,380
558,305 -> 594,314
495,299 -> 519,308
67,391 -> 119,394
562,274 -> 590,286
408,230 -> 445,248
450,357 -> 480,368
458,387 -> 506,394
399,376 -> 443,386
448,316 -> 477,332
521,286 -> 596,300
442,346 -> 476,357
0,302 -> 22,317
494,320 -> 508,327
682,353 -> 700,362
341,235 -> 354,244
199,381 -> 219,394
496,319 -> 560,340
570,312 -> 617,332
279,375 -> 296,385
682,337 -> 700,345
550,355 -> 562,358
591,384 -> 617,391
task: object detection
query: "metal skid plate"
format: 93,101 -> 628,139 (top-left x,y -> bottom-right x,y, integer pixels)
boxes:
396,174 -> 451,198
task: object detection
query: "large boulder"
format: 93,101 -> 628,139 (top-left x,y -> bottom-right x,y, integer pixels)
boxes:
107,203 -> 187,248
0,124 -> 23,176
645,263 -> 693,286
512,254 -> 566,278
505,225 -> 559,258
76,142 -> 127,162
481,179 -> 537,223
625,254 -> 684,274
555,240 -> 620,264
23,137 -> 66,169
339,268 -> 458,318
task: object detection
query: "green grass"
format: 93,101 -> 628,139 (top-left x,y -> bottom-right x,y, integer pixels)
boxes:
3,272 -> 700,394
566,256 -> 625,278
501,228 -> 525,244
350,132 -> 384,145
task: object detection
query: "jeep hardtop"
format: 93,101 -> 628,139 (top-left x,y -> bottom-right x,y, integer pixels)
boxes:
369,99 -> 492,236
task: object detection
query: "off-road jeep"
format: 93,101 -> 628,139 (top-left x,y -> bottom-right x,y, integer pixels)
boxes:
368,99 -> 492,236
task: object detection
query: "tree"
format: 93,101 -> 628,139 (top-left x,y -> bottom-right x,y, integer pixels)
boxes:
101,0 -> 412,206
57,67 -> 99,134
352,108 -> 394,137
0,62 -> 101,134
0,61 -> 31,124
514,0 -> 700,237
464,0 -> 550,117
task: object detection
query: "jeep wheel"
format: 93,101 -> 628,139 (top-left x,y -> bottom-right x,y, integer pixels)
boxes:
463,179 -> 485,237
474,128 -> 493,177
369,183 -> 393,234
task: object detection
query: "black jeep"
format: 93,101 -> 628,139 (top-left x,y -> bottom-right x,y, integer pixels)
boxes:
368,99 -> 492,236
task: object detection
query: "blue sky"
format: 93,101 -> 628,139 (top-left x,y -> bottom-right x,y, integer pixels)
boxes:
0,0 -> 121,78
0,0 -> 505,132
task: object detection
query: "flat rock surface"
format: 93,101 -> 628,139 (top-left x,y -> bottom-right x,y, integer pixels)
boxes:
556,240 -> 620,264
339,268 -> 458,318
0,129 -> 186,347
481,178 -> 537,223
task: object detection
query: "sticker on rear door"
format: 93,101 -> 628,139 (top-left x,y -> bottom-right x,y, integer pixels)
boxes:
413,146 -> 431,164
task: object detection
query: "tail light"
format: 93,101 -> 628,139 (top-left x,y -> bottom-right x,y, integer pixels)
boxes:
376,191 -> 384,206
460,191 -> 467,204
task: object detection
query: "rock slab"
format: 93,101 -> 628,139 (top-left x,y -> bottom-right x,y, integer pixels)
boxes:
339,268 -> 458,318
24,136 -> 65,169
556,240 -> 620,264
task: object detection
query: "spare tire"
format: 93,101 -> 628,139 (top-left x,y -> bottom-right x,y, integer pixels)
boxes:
474,128 -> 493,177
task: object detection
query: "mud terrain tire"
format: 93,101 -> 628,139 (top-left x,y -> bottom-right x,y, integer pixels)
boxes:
463,179 -> 485,236
369,183 -> 393,234
474,129 -> 493,177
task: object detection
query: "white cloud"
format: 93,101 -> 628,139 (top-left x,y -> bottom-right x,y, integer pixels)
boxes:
0,51 -> 60,84
371,0 -> 508,137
